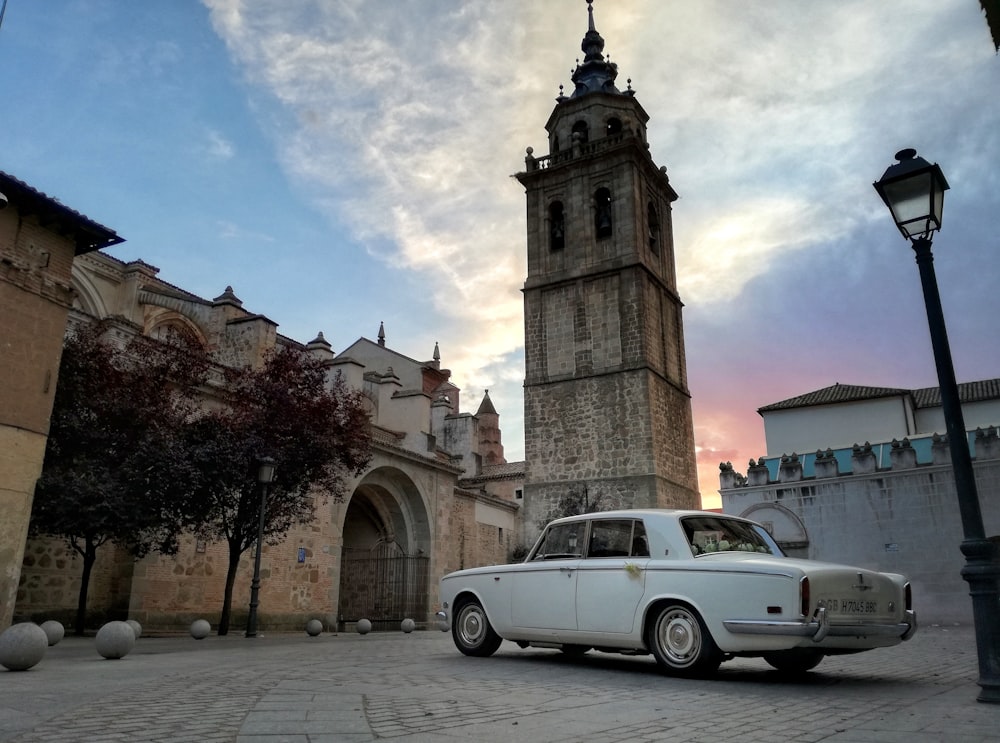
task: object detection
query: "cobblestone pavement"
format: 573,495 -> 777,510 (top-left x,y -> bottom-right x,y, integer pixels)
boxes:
1,623 -> 998,742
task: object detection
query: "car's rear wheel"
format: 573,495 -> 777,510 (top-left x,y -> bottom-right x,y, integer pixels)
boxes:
763,648 -> 824,674
452,597 -> 502,657
646,603 -> 722,677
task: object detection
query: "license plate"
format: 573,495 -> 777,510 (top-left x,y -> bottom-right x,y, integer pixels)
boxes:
820,598 -> 878,615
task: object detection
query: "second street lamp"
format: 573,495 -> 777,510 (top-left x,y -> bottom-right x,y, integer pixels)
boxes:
246,457 -> 276,638
874,148 -> 1000,703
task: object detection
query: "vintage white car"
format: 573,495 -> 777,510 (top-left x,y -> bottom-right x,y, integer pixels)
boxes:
437,510 -> 916,675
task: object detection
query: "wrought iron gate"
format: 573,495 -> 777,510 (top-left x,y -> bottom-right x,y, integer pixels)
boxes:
338,542 -> 429,631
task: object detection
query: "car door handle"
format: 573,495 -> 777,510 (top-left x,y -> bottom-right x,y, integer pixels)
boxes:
559,567 -> 575,575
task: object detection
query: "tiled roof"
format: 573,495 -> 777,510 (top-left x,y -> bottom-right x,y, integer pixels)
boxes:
0,170 -> 123,253
912,378 -> 1000,408
759,378 -> 1000,413
758,384 -> 911,413
480,461 -> 525,478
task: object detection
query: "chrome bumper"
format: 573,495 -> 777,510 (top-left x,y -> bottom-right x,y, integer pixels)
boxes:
723,608 -> 917,643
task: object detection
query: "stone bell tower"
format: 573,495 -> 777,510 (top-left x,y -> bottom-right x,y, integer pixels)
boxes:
516,2 -> 699,533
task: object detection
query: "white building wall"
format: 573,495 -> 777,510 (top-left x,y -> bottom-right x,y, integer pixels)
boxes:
763,396 -> 914,456
914,399 -> 1000,436
722,455 -> 1000,624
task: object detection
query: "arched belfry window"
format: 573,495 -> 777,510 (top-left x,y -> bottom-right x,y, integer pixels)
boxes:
552,134 -> 561,153
572,120 -> 589,145
647,201 -> 661,255
594,188 -> 613,239
549,201 -> 565,251
606,117 -> 622,136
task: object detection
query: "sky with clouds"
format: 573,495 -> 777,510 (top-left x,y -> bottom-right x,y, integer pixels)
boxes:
2,1 -> 997,508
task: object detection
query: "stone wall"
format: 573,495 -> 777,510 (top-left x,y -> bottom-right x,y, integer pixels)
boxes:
0,204 -> 81,628
720,431 -> 1000,623
15,538 -> 133,627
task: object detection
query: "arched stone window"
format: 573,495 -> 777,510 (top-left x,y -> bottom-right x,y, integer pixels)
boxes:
606,117 -> 622,136
549,201 -> 566,251
594,188 -> 612,239
146,314 -> 208,352
647,201 -> 660,255
150,321 -> 203,350
572,120 -> 589,145
552,134 -> 560,153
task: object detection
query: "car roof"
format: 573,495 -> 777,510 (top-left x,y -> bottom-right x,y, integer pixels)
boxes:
547,509 -> 752,526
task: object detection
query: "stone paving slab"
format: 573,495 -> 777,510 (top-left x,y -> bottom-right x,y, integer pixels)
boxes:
0,624 -> 997,742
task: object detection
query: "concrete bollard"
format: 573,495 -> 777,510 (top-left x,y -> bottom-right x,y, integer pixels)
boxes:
190,619 -> 211,640
96,621 -> 135,660
0,623 -> 48,671
40,620 -> 65,647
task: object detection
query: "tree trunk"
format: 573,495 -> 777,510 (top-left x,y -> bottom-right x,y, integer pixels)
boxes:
217,540 -> 243,636
74,540 -> 98,636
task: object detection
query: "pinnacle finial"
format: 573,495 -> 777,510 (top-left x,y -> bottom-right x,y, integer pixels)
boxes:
568,0 -> 620,98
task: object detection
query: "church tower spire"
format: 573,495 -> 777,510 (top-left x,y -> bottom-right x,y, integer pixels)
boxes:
516,3 -> 699,535
570,2 -> 621,98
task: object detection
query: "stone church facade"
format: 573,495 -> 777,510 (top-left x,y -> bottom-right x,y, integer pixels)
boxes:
15,249 -> 524,631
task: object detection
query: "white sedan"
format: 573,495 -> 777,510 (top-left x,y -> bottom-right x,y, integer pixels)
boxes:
437,509 -> 916,675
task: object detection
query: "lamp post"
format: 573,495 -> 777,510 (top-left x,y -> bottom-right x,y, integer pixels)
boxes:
874,149 -> 1000,703
245,456 -> 276,638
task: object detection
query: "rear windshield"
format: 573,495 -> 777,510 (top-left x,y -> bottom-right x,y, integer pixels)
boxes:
681,516 -> 779,557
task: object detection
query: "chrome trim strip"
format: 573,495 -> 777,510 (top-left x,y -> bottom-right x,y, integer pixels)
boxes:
723,609 -> 916,641
722,618 -> 818,637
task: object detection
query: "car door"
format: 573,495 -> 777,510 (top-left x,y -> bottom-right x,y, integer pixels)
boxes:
575,519 -> 650,634
510,521 -> 584,631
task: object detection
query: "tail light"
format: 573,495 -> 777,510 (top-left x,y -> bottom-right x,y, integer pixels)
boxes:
904,582 -> 912,611
799,576 -> 811,617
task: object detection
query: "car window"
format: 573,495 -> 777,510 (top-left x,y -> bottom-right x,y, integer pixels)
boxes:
531,522 -> 586,560
586,519 -> 650,558
631,521 -> 650,557
681,516 -> 776,556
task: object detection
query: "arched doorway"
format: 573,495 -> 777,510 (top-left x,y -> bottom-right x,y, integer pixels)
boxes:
337,466 -> 432,630
739,503 -> 810,558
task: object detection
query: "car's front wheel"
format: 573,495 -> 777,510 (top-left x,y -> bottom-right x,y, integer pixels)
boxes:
452,597 -> 502,657
763,648 -> 824,674
646,603 -> 722,677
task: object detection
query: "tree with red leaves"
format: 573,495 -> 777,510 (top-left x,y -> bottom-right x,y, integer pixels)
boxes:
31,321 -> 210,634
184,345 -> 372,635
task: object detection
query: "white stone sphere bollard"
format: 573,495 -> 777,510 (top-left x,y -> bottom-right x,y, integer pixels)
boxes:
40,620 -> 65,646
125,619 -> 142,639
356,618 -> 372,635
400,618 -> 415,634
96,621 -> 135,659
306,619 -> 323,637
190,619 -> 211,640
0,622 -> 48,671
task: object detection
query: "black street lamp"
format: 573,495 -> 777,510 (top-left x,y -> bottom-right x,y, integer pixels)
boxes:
874,149 -> 1000,703
245,456 -> 276,638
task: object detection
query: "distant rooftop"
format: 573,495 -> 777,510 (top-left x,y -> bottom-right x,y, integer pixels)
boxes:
759,379 -> 1000,414
0,170 -> 123,254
